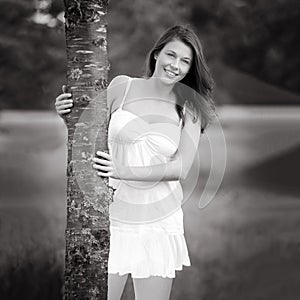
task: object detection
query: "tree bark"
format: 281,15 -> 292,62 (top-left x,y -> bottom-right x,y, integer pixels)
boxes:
62,1 -> 110,299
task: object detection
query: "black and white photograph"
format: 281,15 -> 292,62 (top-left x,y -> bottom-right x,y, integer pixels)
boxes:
1,0 -> 300,299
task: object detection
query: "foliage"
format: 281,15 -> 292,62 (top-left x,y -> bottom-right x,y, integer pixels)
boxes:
0,0 -> 66,110
190,0 -> 300,94
107,0 -> 188,77
1,0 -> 299,109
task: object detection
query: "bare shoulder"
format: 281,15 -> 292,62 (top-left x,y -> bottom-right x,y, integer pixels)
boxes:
107,75 -> 132,112
108,75 -> 131,89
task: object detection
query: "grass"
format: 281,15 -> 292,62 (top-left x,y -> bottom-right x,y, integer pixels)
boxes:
0,208 -> 65,300
1,108 -> 300,299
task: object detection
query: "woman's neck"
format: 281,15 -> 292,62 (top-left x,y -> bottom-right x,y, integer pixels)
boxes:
145,76 -> 175,100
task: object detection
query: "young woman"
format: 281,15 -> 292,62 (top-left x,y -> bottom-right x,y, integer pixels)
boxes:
55,24 -> 215,300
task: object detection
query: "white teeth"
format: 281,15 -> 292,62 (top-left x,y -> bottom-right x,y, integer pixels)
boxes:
165,69 -> 177,77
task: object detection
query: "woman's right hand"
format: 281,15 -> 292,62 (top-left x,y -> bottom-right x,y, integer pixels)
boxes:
55,85 -> 73,116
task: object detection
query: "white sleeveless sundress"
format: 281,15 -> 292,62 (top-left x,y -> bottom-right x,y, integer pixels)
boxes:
107,77 -> 191,278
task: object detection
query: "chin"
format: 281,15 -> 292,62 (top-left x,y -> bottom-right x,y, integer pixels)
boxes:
161,78 -> 176,85
161,73 -> 180,84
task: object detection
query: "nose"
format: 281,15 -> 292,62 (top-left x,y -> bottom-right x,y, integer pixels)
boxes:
170,58 -> 179,70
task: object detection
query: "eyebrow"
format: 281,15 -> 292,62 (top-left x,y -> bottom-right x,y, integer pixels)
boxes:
167,50 -> 192,61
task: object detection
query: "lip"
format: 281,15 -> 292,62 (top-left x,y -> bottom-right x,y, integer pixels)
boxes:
164,68 -> 179,77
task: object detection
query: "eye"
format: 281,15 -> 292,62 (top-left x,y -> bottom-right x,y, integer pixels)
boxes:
167,53 -> 175,57
183,60 -> 190,65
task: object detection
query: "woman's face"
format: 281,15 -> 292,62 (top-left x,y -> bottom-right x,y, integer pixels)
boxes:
153,39 -> 193,84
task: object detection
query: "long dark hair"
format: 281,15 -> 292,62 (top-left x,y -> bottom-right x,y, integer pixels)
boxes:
144,24 -> 215,133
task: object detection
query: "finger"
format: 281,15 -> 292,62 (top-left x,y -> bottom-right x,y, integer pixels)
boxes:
58,103 -> 73,110
93,164 -> 112,172
59,99 -> 73,105
56,93 -> 72,102
62,85 -> 68,93
55,100 -> 73,109
58,109 -> 71,114
56,102 -> 73,110
98,171 -> 113,177
96,151 -> 111,160
92,157 -> 112,165
97,171 -> 111,177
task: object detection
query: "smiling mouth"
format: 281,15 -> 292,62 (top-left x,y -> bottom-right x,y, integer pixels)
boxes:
164,68 -> 178,77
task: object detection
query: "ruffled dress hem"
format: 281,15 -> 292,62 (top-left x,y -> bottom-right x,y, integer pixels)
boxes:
108,263 -> 191,279
108,228 -> 191,279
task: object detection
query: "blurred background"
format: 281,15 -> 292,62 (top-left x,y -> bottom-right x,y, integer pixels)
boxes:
0,0 -> 300,299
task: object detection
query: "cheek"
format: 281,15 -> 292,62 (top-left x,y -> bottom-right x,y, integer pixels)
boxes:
160,58 -> 171,67
181,64 -> 191,75
154,60 -> 162,72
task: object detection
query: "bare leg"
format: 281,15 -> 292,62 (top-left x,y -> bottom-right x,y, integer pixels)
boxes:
133,276 -> 173,300
108,273 -> 129,300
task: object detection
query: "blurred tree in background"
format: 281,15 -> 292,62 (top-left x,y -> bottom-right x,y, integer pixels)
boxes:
188,0 -> 300,94
0,0 -> 66,110
0,0 -> 299,109
107,0 -> 188,77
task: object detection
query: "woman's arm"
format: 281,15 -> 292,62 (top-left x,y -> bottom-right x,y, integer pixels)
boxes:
119,158 -> 186,182
93,107 -> 201,182
120,109 -> 201,181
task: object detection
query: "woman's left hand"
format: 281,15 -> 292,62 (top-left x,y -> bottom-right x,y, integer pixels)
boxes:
92,151 -> 118,179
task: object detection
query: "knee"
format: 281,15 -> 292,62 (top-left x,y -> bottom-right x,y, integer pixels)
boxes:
108,273 -> 129,300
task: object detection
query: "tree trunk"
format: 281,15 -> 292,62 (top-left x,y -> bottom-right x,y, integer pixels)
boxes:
62,1 -> 110,299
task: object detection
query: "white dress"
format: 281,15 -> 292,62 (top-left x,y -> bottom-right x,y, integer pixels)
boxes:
107,77 -> 191,278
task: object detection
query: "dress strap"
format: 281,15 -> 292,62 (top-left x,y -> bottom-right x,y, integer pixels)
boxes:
120,77 -> 132,109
